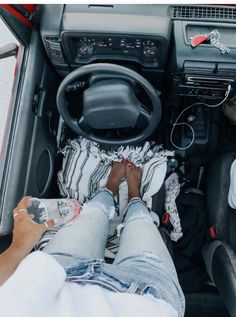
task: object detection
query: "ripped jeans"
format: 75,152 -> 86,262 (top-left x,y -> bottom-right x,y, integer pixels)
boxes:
43,189 -> 185,317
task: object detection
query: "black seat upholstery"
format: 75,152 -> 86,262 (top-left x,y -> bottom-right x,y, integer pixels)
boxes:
159,227 -> 174,259
136,156 -> 236,317
185,285 -> 230,317
202,151 -> 236,317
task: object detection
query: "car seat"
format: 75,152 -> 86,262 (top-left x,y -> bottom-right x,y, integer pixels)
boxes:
201,151 -> 236,317
151,167 -> 231,317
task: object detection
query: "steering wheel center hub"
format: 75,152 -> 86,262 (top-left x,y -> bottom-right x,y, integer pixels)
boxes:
82,79 -> 141,129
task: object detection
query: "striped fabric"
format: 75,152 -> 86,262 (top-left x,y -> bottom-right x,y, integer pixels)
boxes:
57,137 -> 173,208
36,137 -> 176,255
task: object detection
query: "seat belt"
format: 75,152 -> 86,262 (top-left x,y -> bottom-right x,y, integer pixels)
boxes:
0,4 -> 37,28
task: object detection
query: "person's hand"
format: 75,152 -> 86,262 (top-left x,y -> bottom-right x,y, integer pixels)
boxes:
0,197 -> 57,285
11,196 -> 57,256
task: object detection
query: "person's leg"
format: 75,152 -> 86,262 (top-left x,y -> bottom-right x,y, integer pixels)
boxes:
43,162 -> 125,261
114,163 -> 185,317
113,163 -> 175,272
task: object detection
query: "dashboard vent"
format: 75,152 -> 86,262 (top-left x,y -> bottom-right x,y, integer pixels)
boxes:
171,6 -> 236,22
44,36 -> 66,64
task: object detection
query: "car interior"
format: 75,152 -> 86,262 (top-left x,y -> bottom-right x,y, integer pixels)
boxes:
0,4 -> 236,317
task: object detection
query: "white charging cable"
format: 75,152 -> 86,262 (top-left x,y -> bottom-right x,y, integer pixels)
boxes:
170,83 -> 232,150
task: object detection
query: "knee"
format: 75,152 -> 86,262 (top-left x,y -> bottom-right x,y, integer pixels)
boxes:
124,199 -> 152,223
82,202 -> 115,220
116,211 -> 153,237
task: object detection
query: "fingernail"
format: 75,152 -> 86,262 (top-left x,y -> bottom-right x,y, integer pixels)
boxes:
26,199 -> 32,207
128,164 -> 132,167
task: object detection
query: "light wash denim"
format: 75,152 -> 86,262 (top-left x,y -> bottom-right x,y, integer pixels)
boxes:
43,189 -> 185,316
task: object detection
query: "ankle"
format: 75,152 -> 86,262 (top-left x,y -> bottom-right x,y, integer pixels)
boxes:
128,189 -> 140,201
106,181 -> 117,196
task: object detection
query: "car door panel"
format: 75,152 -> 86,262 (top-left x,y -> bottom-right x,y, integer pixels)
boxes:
0,31 -> 60,235
24,61 -> 60,198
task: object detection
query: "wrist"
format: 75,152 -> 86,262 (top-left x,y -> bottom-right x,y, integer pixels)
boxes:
0,243 -> 30,286
8,243 -> 31,260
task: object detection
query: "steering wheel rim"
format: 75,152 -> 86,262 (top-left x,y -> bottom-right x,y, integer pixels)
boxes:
57,63 -> 161,145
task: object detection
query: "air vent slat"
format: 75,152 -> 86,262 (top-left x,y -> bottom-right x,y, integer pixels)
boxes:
44,36 -> 66,65
171,5 -> 236,22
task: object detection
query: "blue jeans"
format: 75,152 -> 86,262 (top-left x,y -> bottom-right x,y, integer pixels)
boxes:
43,189 -> 185,316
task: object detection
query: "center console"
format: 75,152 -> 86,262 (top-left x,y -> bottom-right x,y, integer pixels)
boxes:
171,20 -> 236,99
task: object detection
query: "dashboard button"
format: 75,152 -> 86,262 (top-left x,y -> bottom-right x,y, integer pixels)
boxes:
79,44 -> 93,56
143,46 -> 157,58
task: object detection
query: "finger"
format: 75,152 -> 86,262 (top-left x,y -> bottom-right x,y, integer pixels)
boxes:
47,218 -> 58,227
13,207 -> 27,218
18,208 -> 27,213
17,196 -> 32,209
13,212 -> 18,219
26,198 -> 32,208
17,196 -> 31,207
16,210 -> 28,222
41,218 -> 58,231
13,209 -> 27,218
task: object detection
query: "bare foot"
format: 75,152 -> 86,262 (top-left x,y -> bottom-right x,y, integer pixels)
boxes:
125,161 -> 142,201
106,161 -> 125,195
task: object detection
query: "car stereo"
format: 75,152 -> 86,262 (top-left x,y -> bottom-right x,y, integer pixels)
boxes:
179,76 -> 234,97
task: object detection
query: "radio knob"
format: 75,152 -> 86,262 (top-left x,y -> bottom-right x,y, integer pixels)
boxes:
79,44 -> 93,56
143,46 -> 157,58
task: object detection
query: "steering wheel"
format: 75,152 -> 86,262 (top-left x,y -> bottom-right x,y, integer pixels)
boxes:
57,63 -> 161,145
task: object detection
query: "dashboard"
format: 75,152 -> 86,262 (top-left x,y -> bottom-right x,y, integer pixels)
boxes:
40,4 -> 236,95
62,34 -> 162,68
41,5 -> 171,73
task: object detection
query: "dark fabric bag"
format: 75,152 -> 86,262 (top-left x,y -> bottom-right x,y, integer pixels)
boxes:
157,190 -> 208,293
173,191 -> 208,293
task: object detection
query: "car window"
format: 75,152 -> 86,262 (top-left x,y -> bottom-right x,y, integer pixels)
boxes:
0,17 -> 19,154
